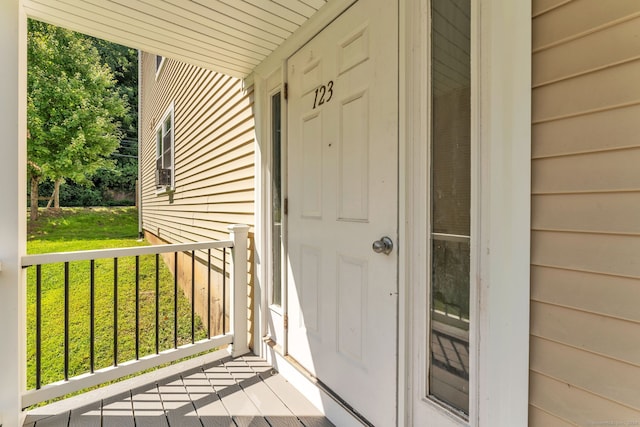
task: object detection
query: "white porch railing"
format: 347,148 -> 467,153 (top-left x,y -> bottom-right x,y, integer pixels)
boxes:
20,224 -> 249,408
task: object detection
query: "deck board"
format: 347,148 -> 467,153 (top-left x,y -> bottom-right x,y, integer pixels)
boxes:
31,412 -> 69,427
131,384 -> 169,427
299,418 -> 337,427
101,397 -> 135,427
182,370 -> 235,427
27,353 -> 333,427
158,378 -> 203,427
101,395 -> 135,427
68,401 -> 101,427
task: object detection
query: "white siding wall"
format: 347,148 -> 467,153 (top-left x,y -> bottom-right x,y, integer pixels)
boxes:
530,0 -> 640,424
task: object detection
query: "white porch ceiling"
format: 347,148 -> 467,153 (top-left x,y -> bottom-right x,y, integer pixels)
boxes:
23,0 -> 329,78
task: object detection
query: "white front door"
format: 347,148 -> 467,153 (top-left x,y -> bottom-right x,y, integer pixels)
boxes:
286,1 -> 398,425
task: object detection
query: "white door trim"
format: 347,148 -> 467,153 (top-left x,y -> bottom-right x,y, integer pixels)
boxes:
401,0 -> 531,426
254,0 -> 531,425
258,67 -> 287,352
476,0 -> 531,424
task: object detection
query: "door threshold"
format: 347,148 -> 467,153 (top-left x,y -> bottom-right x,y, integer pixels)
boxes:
263,342 -> 376,427
284,355 -> 376,427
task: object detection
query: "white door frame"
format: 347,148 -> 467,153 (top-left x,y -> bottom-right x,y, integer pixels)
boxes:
252,0 -> 531,425
257,66 -> 288,353
400,0 -> 531,425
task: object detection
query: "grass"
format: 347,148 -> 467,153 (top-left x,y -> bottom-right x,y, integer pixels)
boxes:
27,207 -> 140,244
26,207 -> 207,391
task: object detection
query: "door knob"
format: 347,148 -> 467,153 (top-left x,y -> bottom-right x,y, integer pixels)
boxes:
372,236 -> 393,255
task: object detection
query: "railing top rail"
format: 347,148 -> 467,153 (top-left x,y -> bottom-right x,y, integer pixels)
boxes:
21,239 -> 234,267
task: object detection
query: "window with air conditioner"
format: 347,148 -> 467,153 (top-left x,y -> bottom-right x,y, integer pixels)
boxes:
155,103 -> 174,191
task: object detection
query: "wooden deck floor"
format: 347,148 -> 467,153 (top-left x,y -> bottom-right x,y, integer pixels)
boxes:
23,351 -> 334,427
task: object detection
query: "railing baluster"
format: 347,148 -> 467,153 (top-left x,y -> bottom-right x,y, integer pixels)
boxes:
36,264 -> 42,390
21,236 -> 242,407
113,258 -> 118,367
207,249 -> 211,338
191,250 -> 195,344
223,248 -> 227,334
64,262 -> 69,381
155,253 -> 160,355
90,260 -> 95,373
135,255 -> 140,360
174,252 -> 178,349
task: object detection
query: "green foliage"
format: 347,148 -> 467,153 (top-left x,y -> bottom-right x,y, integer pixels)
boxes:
26,208 -> 207,390
27,20 -> 135,203
34,178 -> 135,208
35,180 -> 102,207
89,36 -> 139,205
90,37 -> 138,137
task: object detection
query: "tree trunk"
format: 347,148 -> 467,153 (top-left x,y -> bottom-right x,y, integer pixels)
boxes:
53,179 -> 61,209
30,175 -> 39,221
45,186 -> 55,208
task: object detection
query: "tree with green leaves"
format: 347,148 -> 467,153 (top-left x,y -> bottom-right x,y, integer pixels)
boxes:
89,37 -> 139,203
27,20 -> 128,219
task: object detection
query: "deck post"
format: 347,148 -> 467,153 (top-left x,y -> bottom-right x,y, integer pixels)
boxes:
229,224 -> 250,357
0,1 -> 26,426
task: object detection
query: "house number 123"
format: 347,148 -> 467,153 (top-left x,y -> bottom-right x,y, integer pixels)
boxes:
313,81 -> 334,109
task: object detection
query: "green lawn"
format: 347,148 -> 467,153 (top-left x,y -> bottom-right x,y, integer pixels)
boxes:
26,207 -> 206,390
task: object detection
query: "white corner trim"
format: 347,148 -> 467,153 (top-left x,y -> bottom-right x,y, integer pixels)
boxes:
476,0 -> 531,425
252,72 -> 266,357
137,49 -> 143,237
0,1 -> 27,426
242,73 -> 255,92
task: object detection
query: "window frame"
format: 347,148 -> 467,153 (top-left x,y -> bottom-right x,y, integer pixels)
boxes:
258,66 -> 288,353
404,0 -> 531,425
427,0 -> 472,417
269,89 -> 283,310
155,54 -> 166,79
155,103 -> 175,193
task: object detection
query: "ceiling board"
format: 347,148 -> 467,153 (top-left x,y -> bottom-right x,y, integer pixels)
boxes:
24,0 -> 329,78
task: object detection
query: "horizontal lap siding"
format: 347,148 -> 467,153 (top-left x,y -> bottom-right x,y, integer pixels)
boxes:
530,1 -> 640,424
140,52 -> 255,250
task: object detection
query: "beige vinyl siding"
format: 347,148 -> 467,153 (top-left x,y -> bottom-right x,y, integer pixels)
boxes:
140,52 -> 254,243
139,52 -> 255,335
530,1 -> 640,424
